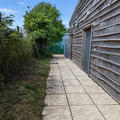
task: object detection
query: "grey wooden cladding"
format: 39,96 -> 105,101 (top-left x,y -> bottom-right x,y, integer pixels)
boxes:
90,71 -> 120,102
69,0 -> 120,103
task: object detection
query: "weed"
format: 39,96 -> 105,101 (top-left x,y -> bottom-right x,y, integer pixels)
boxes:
0,58 -> 50,120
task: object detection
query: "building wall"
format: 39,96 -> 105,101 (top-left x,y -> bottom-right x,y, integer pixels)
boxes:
69,0 -> 120,103
64,33 -> 69,58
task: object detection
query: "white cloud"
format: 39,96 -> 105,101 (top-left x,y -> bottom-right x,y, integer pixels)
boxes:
18,2 -> 25,5
0,8 -> 18,14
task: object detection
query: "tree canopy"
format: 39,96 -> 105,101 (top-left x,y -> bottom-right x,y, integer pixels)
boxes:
24,2 -> 66,55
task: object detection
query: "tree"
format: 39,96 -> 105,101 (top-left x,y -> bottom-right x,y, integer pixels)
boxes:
24,2 -> 66,56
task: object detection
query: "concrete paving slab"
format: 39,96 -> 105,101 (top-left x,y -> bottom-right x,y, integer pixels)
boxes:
67,94 -> 94,105
84,84 -> 106,94
58,66 -> 67,68
50,64 -> 59,68
49,72 -> 61,76
78,78 -> 98,86
46,85 -> 65,94
73,72 -> 88,76
50,70 -> 60,73
71,106 -> 105,120
61,71 -> 73,74
45,94 -> 68,106
98,105 -> 120,120
47,80 -> 63,87
90,93 -> 118,105
65,85 -> 86,94
76,74 -> 91,80
43,106 -> 72,120
59,68 -> 70,70
62,75 -> 76,80
63,79 -> 80,85
60,71 -> 72,74
50,67 -> 59,70
48,75 -> 62,81
47,76 -> 62,81
60,69 -> 70,72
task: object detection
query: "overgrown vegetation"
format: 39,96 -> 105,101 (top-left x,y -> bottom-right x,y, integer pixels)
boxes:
24,2 -> 66,57
0,1 -> 65,119
0,13 -> 33,85
0,11 -> 50,120
0,58 -> 50,120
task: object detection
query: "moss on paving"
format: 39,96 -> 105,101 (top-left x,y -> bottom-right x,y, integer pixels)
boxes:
0,58 -> 50,120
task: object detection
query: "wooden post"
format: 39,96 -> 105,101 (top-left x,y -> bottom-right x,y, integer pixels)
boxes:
35,41 -> 40,58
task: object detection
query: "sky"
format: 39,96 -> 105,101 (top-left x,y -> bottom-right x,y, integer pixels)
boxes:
0,0 -> 78,28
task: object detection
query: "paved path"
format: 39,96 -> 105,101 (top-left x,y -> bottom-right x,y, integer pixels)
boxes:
43,55 -> 120,120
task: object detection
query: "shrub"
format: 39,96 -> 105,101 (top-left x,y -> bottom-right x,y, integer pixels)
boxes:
0,13 -> 32,84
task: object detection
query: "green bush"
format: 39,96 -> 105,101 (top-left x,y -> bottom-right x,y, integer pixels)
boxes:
24,2 -> 66,57
0,13 -> 32,84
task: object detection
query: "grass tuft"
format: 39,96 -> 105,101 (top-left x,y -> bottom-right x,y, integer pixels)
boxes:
0,58 -> 50,120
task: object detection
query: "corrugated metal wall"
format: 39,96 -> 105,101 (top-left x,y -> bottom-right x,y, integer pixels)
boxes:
69,0 -> 120,103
